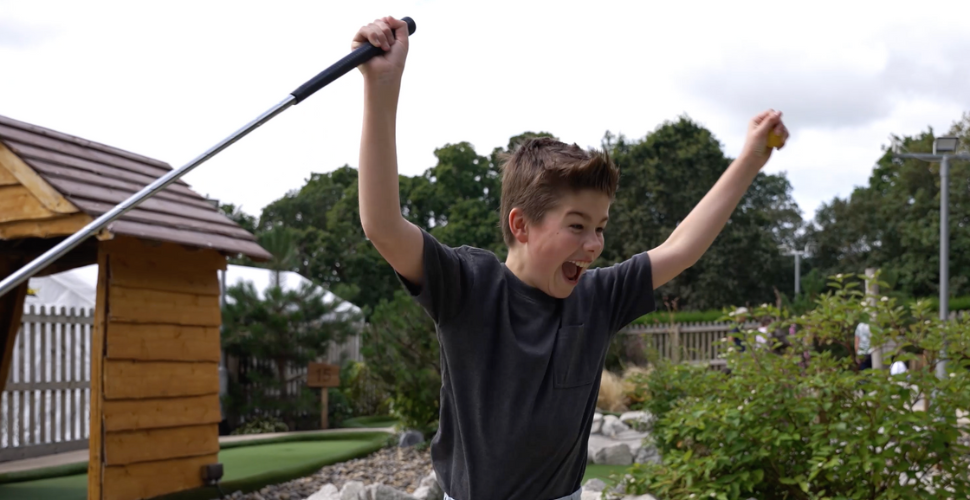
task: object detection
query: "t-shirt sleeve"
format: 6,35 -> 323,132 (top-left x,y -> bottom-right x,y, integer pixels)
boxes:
591,252 -> 657,333
396,229 -> 466,323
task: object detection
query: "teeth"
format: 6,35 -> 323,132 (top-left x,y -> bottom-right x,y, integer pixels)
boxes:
568,261 -> 590,269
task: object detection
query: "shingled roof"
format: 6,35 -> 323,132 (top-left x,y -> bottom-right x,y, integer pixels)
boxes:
0,114 -> 271,260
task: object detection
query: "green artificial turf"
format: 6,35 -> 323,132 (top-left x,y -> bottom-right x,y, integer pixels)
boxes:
0,432 -> 393,500
339,415 -> 400,429
583,464 -> 631,485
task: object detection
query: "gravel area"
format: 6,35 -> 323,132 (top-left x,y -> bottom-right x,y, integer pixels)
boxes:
225,444 -> 433,500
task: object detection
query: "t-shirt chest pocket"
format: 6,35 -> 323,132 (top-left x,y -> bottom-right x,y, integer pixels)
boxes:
552,324 -> 600,389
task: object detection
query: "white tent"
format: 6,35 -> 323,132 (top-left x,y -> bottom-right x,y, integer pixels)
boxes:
26,265 -> 98,311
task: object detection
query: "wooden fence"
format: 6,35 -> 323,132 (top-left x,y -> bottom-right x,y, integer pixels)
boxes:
619,321 -> 761,368
2,306 -> 365,462
1,306 -> 93,462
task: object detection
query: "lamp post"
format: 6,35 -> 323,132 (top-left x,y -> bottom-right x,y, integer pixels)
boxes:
894,136 -> 969,379
780,245 -> 809,296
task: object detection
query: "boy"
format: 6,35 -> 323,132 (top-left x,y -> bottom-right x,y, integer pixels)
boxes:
352,16 -> 788,500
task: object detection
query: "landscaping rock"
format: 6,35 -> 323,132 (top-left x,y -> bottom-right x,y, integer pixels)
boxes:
399,430 -> 425,448
411,471 -> 443,500
634,445 -> 661,465
307,484 -> 338,500
594,443 -> 633,465
618,411 -> 653,433
583,478 -> 608,492
340,482 -> 365,500
361,484 -> 417,500
601,415 -> 631,438
591,413 -> 604,434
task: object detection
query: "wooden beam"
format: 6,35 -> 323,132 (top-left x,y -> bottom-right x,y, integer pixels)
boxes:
0,213 -> 93,239
102,236 -> 227,271
0,164 -> 19,186
103,395 -> 221,432
0,185 -> 59,223
0,259 -> 28,393
103,453 -> 217,500
89,248 -> 109,500
103,423 -> 219,466
108,252 -> 220,296
107,286 -> 220,326
106,323 -> 220,362
103,360 -> 219,399
0,141 -> 77,214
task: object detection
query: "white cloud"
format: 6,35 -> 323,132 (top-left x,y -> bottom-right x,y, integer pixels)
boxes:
0,0 -> 967,222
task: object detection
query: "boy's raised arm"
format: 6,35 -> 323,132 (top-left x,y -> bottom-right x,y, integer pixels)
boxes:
647,110 -> 788,289
354,17 -> 425,286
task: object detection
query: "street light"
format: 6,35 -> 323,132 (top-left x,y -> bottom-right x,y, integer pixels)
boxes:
894,136 -> 969,379
780,245 -> 809,296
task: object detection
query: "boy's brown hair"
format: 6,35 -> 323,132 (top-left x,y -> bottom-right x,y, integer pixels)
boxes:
498,137 -> 620,246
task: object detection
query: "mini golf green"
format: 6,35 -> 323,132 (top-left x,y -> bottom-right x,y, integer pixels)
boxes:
0,431 -> 392,500
0,432 -> 632,500
339,415 -> 400,429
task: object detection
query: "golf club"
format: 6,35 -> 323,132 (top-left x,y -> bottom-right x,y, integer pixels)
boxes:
0,16 -> 416,299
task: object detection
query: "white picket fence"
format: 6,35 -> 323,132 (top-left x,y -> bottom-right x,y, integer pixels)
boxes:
1,306 -> 364,463
0,306 -> 93,462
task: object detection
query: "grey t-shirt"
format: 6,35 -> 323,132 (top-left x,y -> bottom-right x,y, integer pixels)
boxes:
399,229 -> 656,500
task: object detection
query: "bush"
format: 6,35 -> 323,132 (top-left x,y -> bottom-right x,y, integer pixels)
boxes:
230,415 -> 289,435
340,361 -> 392,417
622,273 -> 970,499
362,290 -> 441,438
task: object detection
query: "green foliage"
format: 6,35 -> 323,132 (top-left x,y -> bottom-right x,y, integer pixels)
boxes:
230,415 -> 288,435
327,387 -> 354,428
602,117 -> 803,311
362,290 -> 441,438
221,280 -> 360,429
339,361 -> 392,417
806,114 -> 970,299
623,274 -> 970,499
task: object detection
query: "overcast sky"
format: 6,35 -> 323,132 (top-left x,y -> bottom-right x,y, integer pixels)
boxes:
1,0 -> 967,224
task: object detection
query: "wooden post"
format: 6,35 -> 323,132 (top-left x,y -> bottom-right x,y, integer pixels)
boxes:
0,257 -> 28,394
670,324 -> 681,363
307,362 -> 340,430
91,238 -> 225,500
320,389 -> 329,430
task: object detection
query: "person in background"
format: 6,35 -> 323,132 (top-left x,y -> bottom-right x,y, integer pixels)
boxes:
855,321 -> 873,370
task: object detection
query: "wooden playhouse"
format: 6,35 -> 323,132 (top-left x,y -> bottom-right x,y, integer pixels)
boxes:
0,114 -> 271,499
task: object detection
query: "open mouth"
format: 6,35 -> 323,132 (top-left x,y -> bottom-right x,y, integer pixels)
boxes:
561,260 -> 590,285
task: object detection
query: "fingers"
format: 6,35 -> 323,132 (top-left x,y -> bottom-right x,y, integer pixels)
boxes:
353,17 -> 401,51
755,110 -> 783,134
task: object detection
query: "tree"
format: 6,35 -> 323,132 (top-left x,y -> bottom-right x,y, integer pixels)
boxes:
361,290 -> 441,436
805,114 -> 970,299
601,116 -> 803,310
221,280 -> 360,429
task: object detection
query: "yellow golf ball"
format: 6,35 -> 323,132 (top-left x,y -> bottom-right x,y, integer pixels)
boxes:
767,131 -> 784,149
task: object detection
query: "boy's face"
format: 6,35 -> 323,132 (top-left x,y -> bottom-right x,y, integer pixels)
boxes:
523,189 -> 610,298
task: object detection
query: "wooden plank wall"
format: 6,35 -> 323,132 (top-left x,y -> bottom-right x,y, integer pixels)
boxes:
90,238 -> 225,500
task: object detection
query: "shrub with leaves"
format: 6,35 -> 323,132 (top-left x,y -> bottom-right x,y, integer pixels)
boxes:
230,415 -> 288,435
623,273 -> 970,499
362,290 -> 441,438
339,361 -> 392,417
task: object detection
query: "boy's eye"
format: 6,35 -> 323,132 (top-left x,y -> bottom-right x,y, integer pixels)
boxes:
570,224 -> 584,231
596,227 -> 605,234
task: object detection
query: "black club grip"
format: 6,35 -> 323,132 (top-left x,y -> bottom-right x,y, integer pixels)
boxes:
291,16 -> 416,104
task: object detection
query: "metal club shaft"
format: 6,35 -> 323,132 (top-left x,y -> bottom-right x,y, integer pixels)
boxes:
0,16 -> 417,299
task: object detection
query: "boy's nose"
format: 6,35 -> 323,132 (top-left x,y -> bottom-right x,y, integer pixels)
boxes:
584,235 -> 603,254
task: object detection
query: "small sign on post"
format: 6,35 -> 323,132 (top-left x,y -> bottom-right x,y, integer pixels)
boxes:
307,363 -> 340,429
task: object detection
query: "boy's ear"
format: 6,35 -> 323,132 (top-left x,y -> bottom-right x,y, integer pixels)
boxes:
508,208 -> 529,244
